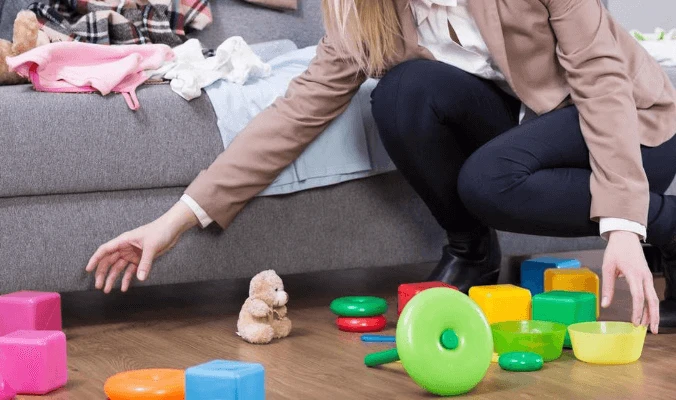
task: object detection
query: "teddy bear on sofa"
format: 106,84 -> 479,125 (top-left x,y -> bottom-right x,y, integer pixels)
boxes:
0,10 -> 47,85
237,270 -> 293,345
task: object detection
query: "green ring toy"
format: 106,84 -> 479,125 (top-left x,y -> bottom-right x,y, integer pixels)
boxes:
365,288 -> 493,396
330,296 -> 388,317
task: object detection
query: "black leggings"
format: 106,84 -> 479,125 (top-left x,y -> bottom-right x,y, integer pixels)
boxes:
370,59 -> 676,248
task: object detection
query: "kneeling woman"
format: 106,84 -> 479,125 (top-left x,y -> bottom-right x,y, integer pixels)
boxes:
86,0 -> 676,333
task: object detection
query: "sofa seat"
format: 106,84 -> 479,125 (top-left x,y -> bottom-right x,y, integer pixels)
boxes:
2,66 -> 675,199
0,83 -> 224,198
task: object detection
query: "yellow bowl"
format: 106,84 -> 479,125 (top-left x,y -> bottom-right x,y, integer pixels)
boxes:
568,321 -> 647,365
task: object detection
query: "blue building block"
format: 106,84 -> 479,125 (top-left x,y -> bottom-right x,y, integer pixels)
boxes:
186,360 -> 265,400
521,257 -> 581,295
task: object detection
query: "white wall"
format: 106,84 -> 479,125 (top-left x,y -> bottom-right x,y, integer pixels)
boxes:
608,0 -> 676,32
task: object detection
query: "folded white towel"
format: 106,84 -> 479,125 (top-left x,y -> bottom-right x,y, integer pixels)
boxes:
147,37 -> 272,101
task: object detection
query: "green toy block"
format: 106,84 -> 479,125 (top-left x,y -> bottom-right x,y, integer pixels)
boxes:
532,291 -> 596,348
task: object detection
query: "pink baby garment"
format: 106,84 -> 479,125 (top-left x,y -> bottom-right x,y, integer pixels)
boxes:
7,42 -> 175,110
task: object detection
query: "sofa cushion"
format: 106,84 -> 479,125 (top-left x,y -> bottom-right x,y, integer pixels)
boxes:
1,61 -> 674,199
191,0 -> 324,49
0,39 -> 302,199
0,83 -> 224,198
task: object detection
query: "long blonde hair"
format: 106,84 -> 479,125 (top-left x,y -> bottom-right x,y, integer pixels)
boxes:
322,0 -> 401,76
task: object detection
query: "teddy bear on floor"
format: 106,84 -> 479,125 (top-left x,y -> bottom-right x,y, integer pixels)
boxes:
0,11 -> 48,85
237,270 -> 292,344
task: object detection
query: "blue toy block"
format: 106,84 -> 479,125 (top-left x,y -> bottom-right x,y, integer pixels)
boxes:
186,360 -> 265,400
520,257 -> 581,296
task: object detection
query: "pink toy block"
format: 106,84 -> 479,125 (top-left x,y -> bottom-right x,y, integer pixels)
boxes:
0,376 -> 15,400
0,330 -> 67,395
0,291 -> 62,336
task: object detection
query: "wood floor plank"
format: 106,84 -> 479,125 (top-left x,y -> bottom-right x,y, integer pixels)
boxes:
15,250 -> 676,399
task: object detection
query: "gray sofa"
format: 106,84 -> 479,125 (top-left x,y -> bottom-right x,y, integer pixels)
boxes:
0,0 -> 674,293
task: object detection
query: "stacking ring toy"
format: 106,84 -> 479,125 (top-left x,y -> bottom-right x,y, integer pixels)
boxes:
104,369 -> 185,400
330,296 -> 388,317
337,316 -> 387,332
365,288 -> 492,396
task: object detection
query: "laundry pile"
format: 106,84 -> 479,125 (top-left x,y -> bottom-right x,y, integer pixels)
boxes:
7,42 -> 175,110
147,37 -> 272,101
7,36 -> 270,109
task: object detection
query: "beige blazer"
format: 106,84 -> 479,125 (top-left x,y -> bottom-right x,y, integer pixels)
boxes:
185,0 -> 676,230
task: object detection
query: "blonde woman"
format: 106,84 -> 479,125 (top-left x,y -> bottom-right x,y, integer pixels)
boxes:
86,0 -> 676,333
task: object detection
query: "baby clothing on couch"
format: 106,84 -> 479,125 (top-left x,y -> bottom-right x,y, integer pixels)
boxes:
147,37 -> 272,101
6,42 -> 174,110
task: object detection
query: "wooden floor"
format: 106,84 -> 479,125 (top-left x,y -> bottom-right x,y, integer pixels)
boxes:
19,250 -> 676,400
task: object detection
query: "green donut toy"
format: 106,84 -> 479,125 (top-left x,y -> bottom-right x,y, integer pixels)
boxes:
365,288 -> 493,396
330,296 -> 388,317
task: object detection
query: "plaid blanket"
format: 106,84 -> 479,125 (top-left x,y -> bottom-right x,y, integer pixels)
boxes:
28,0 -> 212,46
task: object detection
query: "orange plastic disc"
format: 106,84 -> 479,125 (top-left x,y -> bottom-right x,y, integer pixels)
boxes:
104,369 -> 185,400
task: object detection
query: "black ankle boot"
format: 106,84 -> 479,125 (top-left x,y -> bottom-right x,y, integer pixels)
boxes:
659,247 -> 676,328
426,228 -> 502,293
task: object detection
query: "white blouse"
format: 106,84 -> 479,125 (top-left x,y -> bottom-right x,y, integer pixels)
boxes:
412,0 -> 506,85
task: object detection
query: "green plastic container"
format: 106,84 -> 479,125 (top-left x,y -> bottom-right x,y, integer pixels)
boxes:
532,291 -> 596,348
491,320 -> 567,362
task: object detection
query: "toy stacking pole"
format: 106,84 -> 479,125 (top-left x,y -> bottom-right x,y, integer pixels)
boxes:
365,348 -> 400,367
361,334 -> 396,343
365,330 -> 458,367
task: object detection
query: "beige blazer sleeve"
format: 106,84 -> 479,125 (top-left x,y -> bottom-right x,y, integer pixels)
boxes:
543,0 -> 650,226
184,34 -> 367,228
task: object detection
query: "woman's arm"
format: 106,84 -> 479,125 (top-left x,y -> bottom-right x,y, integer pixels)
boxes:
86,33 -> 366,291
183,34 -> 367,229
543,0 -> 648,224
541,0 -> 660,332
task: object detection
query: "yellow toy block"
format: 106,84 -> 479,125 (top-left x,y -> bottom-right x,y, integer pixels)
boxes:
544,267 -> 600,316
468,284 -> 531,324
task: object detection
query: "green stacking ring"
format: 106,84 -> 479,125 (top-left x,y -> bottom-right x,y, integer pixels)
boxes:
330,296 -> 388,317
396,288 -> 493,396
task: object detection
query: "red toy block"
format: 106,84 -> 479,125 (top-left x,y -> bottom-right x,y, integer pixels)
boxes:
397,282 -> 458,315
0,291 -> 62,336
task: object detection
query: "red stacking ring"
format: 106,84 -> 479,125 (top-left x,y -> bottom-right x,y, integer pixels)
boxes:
336,316 -> 387,333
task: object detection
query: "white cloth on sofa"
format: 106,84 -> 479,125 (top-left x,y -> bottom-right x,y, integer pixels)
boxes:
147,37 -> 272,100
204,44 -> 396,197
638,41 -> 676,67
630,28 -> 676,67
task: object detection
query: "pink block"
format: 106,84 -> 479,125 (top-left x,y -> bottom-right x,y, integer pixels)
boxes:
0,376 -> 16,400
0,330 -> 67,395
0,291 -> 62,336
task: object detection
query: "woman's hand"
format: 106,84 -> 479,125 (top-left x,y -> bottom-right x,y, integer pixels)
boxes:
85,201 -> 199,293
602,231 -> 660,334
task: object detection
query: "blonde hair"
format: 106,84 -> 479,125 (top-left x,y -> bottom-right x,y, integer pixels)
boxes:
322,0 -> 401,76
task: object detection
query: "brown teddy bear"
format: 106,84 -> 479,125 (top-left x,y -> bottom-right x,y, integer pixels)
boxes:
0,11 -> 48,85
237,270 -> 292,344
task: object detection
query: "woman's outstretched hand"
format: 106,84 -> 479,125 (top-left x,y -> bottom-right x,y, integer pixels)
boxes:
602,231 -> 660,334
85,201 -> 199,293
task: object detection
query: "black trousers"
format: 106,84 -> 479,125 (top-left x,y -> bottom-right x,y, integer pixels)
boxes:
370,60 -> 676,248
